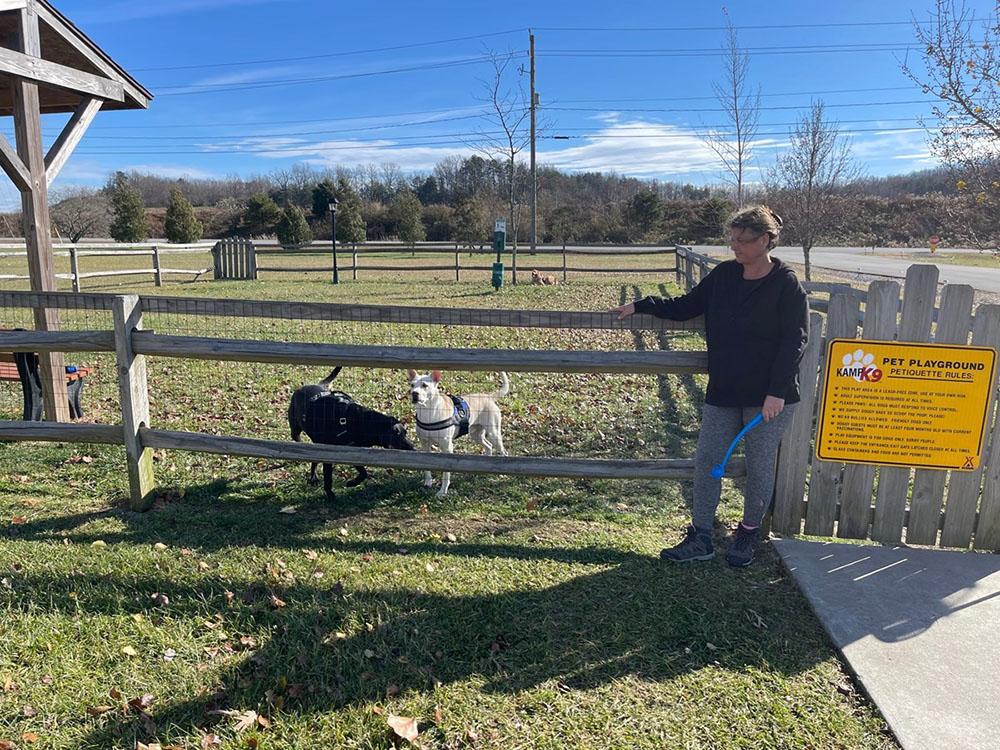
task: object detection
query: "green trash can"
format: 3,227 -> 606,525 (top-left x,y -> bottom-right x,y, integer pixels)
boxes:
491,261 -> 504,291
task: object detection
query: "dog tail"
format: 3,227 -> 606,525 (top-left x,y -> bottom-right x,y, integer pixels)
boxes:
493,371 -> 510,399
320,366 -> 343,389
288,391 -> 305,442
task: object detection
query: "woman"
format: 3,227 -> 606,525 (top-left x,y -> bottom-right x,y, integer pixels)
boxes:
610,205 -> 808,568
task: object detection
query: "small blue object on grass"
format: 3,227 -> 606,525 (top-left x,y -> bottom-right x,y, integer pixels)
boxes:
710,412 -> 764,478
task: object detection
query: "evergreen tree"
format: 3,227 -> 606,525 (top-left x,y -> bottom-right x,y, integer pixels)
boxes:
163,188 -> 203,243
311,179 -> 337,220
452,197 -> 485,249
107,171 -> 148,243
275,205 -> 313,246
390,190 -> 425,244
243,193 -> 281,237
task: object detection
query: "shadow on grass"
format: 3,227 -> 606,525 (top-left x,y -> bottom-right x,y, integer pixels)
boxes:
4,541 -> 830,748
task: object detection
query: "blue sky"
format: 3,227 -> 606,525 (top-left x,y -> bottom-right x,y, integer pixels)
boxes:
2,0 -> 996,206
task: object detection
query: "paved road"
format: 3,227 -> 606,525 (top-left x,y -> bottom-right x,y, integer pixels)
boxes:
692,245 -> 1000,294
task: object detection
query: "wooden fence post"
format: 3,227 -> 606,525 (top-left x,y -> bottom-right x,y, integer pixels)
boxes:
211,241 -> 222,280
352,244 -> 358,281
942,304 -> 1000,548
771,311 -> 824,534
804,293 -> 861,536
248,239 -> 258,280
152,245 -> 162,287
869,265 -> 938,543
112,294 -> 156,511
455,249 -> 460,281
562,243 -> 567,282
903,283 -> 973,545
69,245 -> 80,293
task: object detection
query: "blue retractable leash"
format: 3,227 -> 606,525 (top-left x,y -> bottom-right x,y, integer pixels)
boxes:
710,412 -> 764,478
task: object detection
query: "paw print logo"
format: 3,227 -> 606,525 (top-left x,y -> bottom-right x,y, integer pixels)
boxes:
840,349 -> 883,383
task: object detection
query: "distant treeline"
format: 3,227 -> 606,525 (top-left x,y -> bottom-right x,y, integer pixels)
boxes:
2,158 -> 993,249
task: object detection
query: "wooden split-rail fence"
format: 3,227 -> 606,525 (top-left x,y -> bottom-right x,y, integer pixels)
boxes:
2,266 -> 1000,551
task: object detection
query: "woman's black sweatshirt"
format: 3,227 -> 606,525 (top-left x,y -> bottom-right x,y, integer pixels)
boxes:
634,258 -> 809,407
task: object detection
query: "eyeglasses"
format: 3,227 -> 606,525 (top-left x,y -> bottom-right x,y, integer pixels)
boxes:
730,231 -> 766,246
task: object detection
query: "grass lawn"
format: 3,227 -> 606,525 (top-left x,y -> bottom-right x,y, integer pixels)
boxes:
0,269 -> 895,749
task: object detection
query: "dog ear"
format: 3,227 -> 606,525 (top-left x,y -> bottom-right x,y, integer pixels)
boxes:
407,369 -> 417,381
431,370 -> 442,383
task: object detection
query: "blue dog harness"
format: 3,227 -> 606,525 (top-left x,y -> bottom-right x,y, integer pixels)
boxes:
417,395 -> 470,438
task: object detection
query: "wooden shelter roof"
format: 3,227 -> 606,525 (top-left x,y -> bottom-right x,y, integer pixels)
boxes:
0,0 -> 151,116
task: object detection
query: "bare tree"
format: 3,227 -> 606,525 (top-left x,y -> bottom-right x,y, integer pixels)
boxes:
768,101 -> 860,280
901,0 -> 1000,250
471,49 -> 531,259
704,14 -> 760,208
50,186 -> 111,242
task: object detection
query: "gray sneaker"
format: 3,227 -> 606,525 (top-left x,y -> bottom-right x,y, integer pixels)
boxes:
660,525 -> 714,562
726,524 -> 760,568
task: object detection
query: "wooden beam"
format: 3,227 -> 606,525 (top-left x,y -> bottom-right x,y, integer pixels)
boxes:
0,328 -> 115,352
131,332 -> 708,374
45,96 -> 101,186
32,0 -> 150,108
0,132 -> 30,191
0,420 -> 122,444
0,0 -> 28,11
12,2 -> 69,421
0,46 -> 124,101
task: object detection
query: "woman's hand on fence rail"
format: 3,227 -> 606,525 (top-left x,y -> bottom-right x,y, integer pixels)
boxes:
609,302 -> 636,320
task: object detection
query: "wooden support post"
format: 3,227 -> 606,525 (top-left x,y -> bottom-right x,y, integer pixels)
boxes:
455,249 -> 460,281
152,245 -> 162,287
112,294 -> 156,511
562,243 -> 567,282
12,4 -> 69,421
69,245 -> 80,292
352,244 -> 357,281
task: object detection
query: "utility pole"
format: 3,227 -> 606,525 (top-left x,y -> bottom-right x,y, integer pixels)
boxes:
529,30 -> 537,253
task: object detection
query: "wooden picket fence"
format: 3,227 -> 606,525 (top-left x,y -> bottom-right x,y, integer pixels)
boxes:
212,238 -> 257,280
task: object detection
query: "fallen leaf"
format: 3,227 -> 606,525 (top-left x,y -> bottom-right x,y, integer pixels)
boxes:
2,676 -> 15,692
705,642 -> 717,651
0,741 -> 13,750
269,594 -> 286,609
87,705 -> 114,716
153,542 -> 168,551
279,505 -> 297,514
128,693 -> 155,711
339,526 -> 349,537
121,646 -> 138,657
21,732 -> 39,743
224,590 -> 235,605
233,710 -> 258,733
371,705 -> 384,716
256,714 -> 271,729
150,592 -> 170,606
386,714 -> 419,743
40,675 -> 53,686
444,533 -> 457,543
22,705 -> 37,717
90,540 -> 107,548
304,549 -> 318,560
434,705 -> 443,723
386,683 -> 399,698
525,499 -> 537,511
198,561 -> 210,571
200,734 -> 221,749
10,516 -> 27,525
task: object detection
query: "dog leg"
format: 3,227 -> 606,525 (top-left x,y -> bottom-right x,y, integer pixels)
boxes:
345,465 -> 369,487
437,438 -> 453,497
491,426 -> 508,456
421,437 -> 435,488
322,463 -> 337,501
471,425 -> 493,455
308,461 -> 319,485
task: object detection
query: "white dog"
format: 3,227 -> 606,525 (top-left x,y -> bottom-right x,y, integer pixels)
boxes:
407,369 -> 509,496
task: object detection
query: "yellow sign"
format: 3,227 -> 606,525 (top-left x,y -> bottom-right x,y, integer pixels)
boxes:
816,339 -> 996,470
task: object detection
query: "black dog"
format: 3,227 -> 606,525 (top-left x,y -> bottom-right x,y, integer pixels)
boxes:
288,368 -> 414,500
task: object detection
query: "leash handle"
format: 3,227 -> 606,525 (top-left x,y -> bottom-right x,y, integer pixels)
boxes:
710,412 -> 764,479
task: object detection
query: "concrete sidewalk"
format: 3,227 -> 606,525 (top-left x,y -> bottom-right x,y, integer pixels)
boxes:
773,539 -> 1000,750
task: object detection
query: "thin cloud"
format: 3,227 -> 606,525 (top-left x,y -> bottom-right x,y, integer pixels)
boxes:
74,0 -> 295,24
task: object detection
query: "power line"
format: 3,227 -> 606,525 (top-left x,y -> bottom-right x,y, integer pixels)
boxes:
548,99 -> 931,113
551,86 -> 915,104
132,29 -> 527,72
532,17 -> 990,32
538,44 -> 962,58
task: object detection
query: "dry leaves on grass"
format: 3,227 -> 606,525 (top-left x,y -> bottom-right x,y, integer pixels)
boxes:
386,714 -> 419,743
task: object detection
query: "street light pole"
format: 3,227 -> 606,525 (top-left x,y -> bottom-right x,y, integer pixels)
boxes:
329,198 -> 339,284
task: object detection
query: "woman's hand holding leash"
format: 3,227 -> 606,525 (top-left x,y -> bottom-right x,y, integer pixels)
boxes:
609,302 -> 636,320
761,395 -> 785,422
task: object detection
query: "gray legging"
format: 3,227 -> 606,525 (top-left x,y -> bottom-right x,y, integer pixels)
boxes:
692,403 -> 796,530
